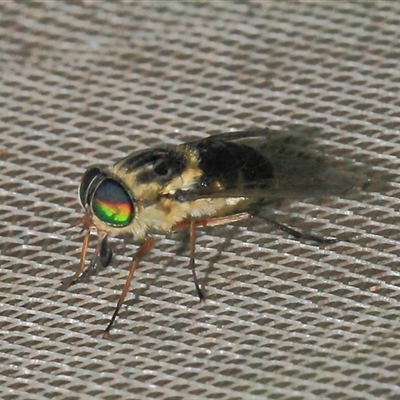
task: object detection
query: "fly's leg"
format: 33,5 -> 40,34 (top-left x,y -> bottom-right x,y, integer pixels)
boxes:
60,229 -> 91,289
189,220 -> 205,301
62,231 -> 108,288
78,232 -> 111,281
99,235 -> 113,268
258,215 -> 340,244
103,236 -> 155,338
175,211 -> 340,304
173,212 -> 253,302
172,212 -> 252,232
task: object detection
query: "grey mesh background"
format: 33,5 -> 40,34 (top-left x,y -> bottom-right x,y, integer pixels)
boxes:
1,2 -> 400,400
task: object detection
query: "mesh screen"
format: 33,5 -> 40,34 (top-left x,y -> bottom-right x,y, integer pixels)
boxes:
1,2 -> 400,399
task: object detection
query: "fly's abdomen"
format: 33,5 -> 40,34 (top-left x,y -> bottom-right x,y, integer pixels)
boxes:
194,140 -> 274,191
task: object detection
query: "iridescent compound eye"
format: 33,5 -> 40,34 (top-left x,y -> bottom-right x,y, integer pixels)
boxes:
91,179 -> 134,227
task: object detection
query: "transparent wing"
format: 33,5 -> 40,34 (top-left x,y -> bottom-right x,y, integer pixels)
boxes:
178,127 -> 386,203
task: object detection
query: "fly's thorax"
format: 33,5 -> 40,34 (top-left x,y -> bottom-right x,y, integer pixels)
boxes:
111,144 -> 202,199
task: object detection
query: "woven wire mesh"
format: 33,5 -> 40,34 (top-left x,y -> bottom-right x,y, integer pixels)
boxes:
1,2 -> 400,399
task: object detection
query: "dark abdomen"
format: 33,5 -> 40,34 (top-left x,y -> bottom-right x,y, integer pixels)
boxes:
195,139 -> 274,190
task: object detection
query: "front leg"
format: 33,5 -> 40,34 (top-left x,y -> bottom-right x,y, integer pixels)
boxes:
103,236 -> 155,338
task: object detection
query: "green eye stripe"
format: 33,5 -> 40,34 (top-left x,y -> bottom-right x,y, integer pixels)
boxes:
92,179 -> 133,226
